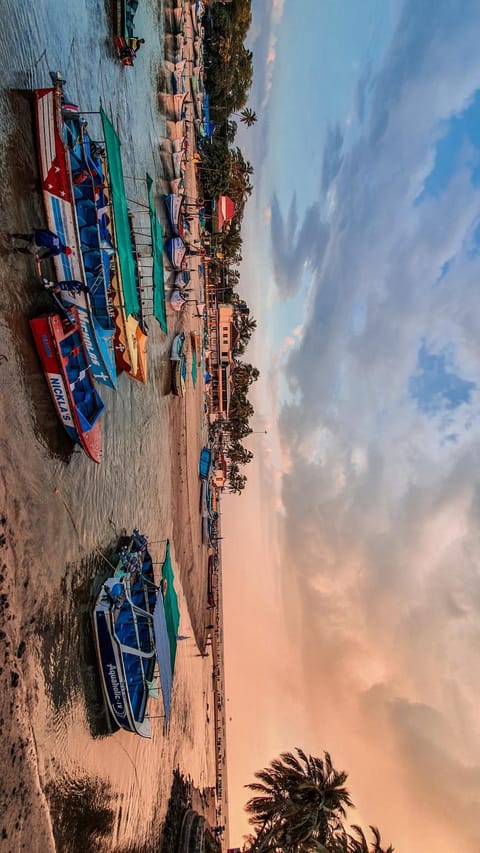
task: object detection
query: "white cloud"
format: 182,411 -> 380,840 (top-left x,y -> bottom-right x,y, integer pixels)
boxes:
265,1 -> 480,849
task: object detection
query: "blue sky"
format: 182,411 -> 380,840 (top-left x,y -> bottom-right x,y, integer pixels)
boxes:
224,1 -> 480,850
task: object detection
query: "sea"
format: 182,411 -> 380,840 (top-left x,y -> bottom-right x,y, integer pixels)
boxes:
0,1 -> 219,850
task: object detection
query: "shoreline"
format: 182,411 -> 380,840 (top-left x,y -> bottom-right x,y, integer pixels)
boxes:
162,1 -> 230,843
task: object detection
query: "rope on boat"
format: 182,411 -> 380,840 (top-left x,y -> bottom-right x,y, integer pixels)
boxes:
94,546 -> 117,573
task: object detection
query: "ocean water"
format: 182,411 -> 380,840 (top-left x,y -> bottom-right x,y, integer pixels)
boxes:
0,1 -> 220,850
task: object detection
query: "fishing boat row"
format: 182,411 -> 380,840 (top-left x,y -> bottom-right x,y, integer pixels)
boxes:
30,73 -> 167,461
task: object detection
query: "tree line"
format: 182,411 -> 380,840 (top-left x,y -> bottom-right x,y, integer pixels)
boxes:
202,0 -> 259,494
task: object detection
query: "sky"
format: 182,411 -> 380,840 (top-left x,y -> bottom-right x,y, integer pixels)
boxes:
222,1 -> 480,850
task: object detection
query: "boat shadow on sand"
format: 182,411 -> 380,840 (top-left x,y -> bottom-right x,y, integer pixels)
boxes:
45,773 -> 117,853
9,308 -> 78,465
35,545 -> 121,739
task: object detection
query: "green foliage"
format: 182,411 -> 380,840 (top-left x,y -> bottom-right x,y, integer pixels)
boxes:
242,749 -> 394,853
201,0 -> 261,492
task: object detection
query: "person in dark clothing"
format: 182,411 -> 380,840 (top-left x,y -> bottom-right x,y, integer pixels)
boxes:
5,229 -> 72,259
41,278 -> 83,294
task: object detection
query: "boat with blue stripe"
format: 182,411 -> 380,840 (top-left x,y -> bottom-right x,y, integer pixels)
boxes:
30,306 -> 104,463
34,74 -> 118,389
92,532 -> 178,736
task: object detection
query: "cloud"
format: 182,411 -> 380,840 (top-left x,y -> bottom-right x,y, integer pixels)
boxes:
270,193 -> 330,300
409,340 -> 477,416
353,64 -> 372,124
245,1 -> 284,171
265,0 -> 480,849
321,123 -> 344,192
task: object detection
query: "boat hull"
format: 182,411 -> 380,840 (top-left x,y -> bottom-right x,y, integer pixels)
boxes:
92,533 -> 164,738
165,236 -> 186,270
171,356 -> 186,396
165,193 -> 183,237
92,604 -> 151,737
30,310 -> 103,463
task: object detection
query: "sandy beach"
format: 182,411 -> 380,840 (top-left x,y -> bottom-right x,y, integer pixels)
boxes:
0,0 -> 229,849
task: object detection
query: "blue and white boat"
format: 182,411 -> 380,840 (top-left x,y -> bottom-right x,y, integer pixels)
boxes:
63,111 -> 118,360
34,75 -> 118,389
92,532 -> 177,736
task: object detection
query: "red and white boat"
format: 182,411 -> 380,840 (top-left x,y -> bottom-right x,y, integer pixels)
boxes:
30,307 -> 104,463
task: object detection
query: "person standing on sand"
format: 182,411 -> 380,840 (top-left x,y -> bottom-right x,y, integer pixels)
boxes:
3,229 -> 72,260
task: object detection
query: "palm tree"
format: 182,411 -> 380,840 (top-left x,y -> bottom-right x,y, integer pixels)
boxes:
245,749 -> 353,852
347,826 -> 395,853
239,107 -> 258,126
231,107 -> 258,127
237,315 -> 257,343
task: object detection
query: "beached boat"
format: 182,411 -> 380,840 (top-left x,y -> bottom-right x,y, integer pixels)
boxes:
63,112 -> 119,363
171,331 -> 185,361
168,177 -> 185,197
92,532 -> 178,736
160,136 -> 187,156
165,118 -> 186,140
101,116 -> 167,381
207,552 -> 217,608
165,193 -> 184,237
165,6 -> 183,34
165,236 -> 186,270
158,92 -> 187,122
30,307 -> 104,463
171,332 -> 187,396
199,446 -> 211,479
171,357 -> 187,397
34,76 -> 118,389
160,150 -> 186,182
164,33 -> 184,56
170,288 -> 188,313
163,58 -> 187,95
113,0 -> 140,65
